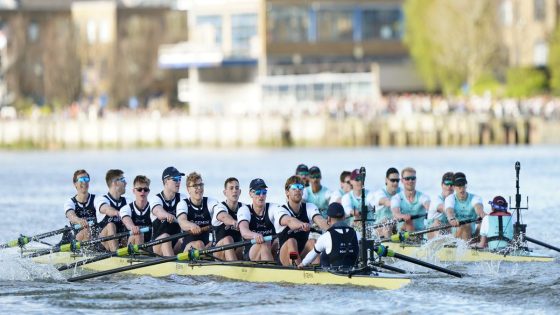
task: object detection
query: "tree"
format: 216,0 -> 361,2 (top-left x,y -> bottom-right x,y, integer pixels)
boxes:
549,21 -> 560,95
403,0 -> 506,94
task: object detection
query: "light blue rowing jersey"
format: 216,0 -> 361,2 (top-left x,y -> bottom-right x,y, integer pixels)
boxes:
343,190 -> 372,226
373,187 -> 401,224
304,186 -> 330,219
453,193 -> 478,221
396,191 -> 427,231
486,214 -> 514,250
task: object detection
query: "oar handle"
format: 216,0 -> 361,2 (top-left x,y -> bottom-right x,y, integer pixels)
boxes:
178,235 -> 275,261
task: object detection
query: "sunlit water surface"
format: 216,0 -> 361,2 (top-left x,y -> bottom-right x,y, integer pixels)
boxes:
0,146 -> 559,314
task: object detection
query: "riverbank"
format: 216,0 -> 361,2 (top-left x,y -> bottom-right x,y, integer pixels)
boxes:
1,114 -> 558,149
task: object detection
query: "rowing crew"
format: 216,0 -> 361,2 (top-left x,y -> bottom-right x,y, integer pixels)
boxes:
64,167 -> 361,268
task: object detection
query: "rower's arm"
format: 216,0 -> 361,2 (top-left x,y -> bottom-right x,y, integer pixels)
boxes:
152,205 -> 171,220
280,215 -> 307,231
217,212 -> 237,227
313,215 -> 329,231
474,203 -> 485,218
177,213 -> 200,231
238,221 -> 260,240
122,216 -> 137,231
66,210 -> 87,226
99,204 -> 119,217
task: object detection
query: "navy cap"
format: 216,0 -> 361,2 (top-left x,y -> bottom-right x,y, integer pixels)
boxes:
490,196 -> 508,212
327,203 -> 345,218
249,178 -> 268,190
309,166 -> 321,176
296,164 -> 309,175
162,166 -> 185,181
453,172 -> 467,186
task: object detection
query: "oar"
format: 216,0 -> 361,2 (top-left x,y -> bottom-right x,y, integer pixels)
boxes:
25,227 -> 150,258
368,213 -> 427,229
67,236 -> 275,282
1,221 -> 94,249
373,244 -> 462,278
372,262 -> 407,274
524,236 -> 560,253
58,231 -> 188,271
381,218 -> 481,243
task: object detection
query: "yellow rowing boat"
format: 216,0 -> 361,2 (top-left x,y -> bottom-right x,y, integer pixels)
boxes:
32,252 -> 411,290
386,243 -> 554,262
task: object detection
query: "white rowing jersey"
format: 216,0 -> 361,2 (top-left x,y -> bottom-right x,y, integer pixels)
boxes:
148,192 -> 187,222
237,202 -> 285,233
94,193 -> 128,223
176,196 -> 220,226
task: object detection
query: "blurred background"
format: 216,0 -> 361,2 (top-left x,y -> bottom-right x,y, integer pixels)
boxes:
0,0 -> 560,149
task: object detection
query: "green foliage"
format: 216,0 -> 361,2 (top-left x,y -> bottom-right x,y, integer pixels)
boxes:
506,67 -> 547,97
549,22 -> 560,95
471,73 -> 503,96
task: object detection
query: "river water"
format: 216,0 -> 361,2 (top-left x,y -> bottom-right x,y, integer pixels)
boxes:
0,146 -> 559,314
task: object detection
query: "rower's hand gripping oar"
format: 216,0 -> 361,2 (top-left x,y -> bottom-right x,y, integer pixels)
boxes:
58,231 -> 188,271
67,236 -> 275,282
373,244 -> 462,278
26,227 -> 150,258
381,218 -> 481,243
1,221 -> 94,249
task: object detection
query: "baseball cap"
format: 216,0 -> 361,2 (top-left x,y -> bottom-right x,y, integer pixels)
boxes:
489,196 -> 508,212
296,164 -> 309,175
453,172 -> 467,186
249,178 -> 268,190
442,172 -> 454,183
350,169 -> 361,180
309,166 -> 321,178
327,203 -> 345,218
162,166 -> 185,181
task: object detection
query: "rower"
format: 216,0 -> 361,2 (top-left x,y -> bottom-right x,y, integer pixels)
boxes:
446,172 -> 486,240
149,166 -> 186,256
328,170 -> 351,204
426,172 -> 454,239
341,169 -> 374,233
391,167 -> 430,233
177,172 -> 219,252
237,178 -> 279,262
476,196 -> 513,250
295,164 -> 310,187
278,175 -> 330,266
212,177 -> 245,261
303,166 -> 333,218
298,203 -> 360,269
94,169 -> 128,251
120,175 -> 152,245
63,169 -> 97,242
371,167 -> 401,238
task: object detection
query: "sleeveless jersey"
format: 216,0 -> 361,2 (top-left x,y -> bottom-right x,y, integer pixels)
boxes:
152,192 -> 181,239
98,193 -> 127,233
279,203 -> 312,254
248,203 -> 275,237
182,197 -> 212,245
70,193 -> 97,224
396,191 -> 427,231
453,193 -> 478,221
214,201 -> 243,243
304,186 -> 330,218
374,187 -> 400,224
320,223 -> 359,268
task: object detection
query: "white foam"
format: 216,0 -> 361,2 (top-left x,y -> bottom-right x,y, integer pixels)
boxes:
0,250 -> 65,281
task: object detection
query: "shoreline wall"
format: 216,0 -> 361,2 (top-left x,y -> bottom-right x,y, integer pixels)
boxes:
0,114 -> 557,149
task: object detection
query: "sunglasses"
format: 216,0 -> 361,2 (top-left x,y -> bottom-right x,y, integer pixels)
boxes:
253,189 -> 267,196
297,172 -> 309,176
135,187 -> 150,193
75,176 -> 90,183
403,176 -> 416,181
169,176 -> 182,182
114,177 -> 126,183
388,178 -> 400,183
289,183 -> 305,190
188,183 -> 204,189
309,174 -> 321,179
353,176 -> 363,182
443,180 -> 454,186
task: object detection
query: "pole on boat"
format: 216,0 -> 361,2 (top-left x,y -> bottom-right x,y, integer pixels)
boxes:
57,231 -> 190,271
67,236 -> 274,282
1,221 -> 94,250
373,244 -> 462,278
26,227 -> 151,258
359,166 -> 368,269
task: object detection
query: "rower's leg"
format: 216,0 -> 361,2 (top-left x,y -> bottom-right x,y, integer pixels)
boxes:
184,240 -> 205,251
279,238 -> 300,266
99,223 -> 118,251
153,233 -> 174,256
301,239 -> 318,264
75,228 -> 91,241
214,236 -> 236,261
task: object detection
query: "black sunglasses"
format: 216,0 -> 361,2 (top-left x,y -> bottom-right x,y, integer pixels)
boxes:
388,178 -> 400,183
135,187 -> 150,193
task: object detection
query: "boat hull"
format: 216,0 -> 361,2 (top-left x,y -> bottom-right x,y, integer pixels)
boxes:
386,243 -> 554,262
33,252 -> 411,290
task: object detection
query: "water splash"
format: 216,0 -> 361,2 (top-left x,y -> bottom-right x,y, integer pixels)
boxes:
0,249 -> 65,281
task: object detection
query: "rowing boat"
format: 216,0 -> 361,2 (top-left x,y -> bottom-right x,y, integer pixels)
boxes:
32,252 -> 411,289
386,243 -> 554,263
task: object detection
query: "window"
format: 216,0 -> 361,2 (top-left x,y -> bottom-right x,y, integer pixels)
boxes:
231,14 -> 257,56
534,41 -> 548,66
28,21 -> 39,42
87,20 -> 97,44
499,0 -> 513,26
317,8 -> 353,42
362,8 -> 401,40
196,15 -> 222,45
534,0 -> 546,21
267,5 -> 309,43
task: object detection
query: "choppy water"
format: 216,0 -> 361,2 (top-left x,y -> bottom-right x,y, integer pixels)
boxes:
0,146 -> 559,314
